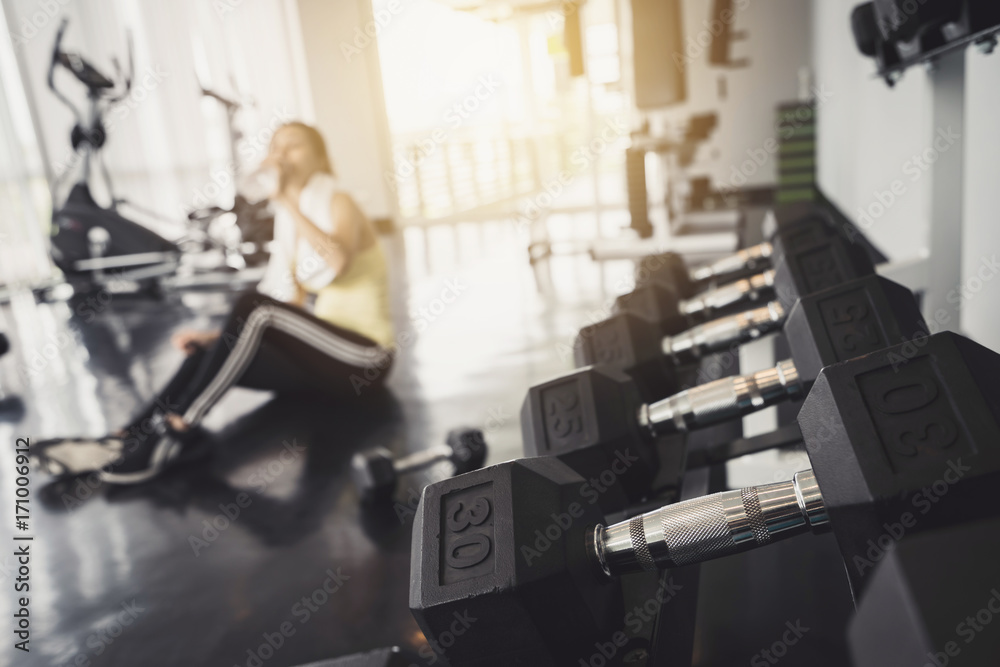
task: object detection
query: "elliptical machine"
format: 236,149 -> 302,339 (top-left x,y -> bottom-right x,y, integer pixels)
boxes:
47,19 -> 181,293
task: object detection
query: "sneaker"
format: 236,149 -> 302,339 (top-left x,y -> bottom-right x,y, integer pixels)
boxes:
30,436 -> 128,477
31,419 -> 211,485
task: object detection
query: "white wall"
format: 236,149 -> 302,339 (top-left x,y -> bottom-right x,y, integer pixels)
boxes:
707,0 -> 813,190
960,48 -> 1000,351
295,0 -> 397,220
812,0 -> 1000,350
811,0 -> 931,263
640,0 -> 813,190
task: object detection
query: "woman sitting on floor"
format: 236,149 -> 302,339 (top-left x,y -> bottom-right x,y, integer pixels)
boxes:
31,122 -> 395,484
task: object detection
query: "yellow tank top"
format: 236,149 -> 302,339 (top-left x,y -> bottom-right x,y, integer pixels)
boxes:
310,241 -> 395,348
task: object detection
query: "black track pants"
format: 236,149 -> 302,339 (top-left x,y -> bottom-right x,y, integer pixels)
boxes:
131,290 -> 393,429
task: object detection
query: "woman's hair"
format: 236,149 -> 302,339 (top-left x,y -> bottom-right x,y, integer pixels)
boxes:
275,121 -> 335,176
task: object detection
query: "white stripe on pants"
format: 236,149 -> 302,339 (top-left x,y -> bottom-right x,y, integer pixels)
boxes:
182,304 -> 391,425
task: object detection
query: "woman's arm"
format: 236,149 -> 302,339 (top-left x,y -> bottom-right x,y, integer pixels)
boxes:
277,191 -> 357,277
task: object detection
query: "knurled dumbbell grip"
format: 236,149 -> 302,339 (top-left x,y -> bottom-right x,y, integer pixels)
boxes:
662,301 -> 786,364
678,269 -> 776,317
690,242 -> 774,282
394,445 -> 453,475
591,470 -> 827,576
639,359 -> 803,436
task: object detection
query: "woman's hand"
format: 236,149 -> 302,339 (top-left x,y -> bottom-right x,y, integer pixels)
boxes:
171,329 -> 221,355
259,155 -> 289,202
273,189 -> 299,214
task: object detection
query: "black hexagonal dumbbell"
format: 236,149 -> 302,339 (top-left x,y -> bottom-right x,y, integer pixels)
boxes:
613,207 -> 873,336
521,362 -> 680,513
351,428 -> 488,503
414,335 -> 1000,665
525,273 -> 928,512
409,457 -> 626,667
798,330 -> 1000,597
409,457 -> 828,666
848,517 -> 1000,667
577,273 -> 921,400
634,201 -> 838,299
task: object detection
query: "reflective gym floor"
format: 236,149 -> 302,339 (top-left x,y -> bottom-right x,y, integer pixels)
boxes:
0,220 -> 852,667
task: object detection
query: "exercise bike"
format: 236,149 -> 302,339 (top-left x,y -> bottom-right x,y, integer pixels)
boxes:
47,19 -> 270,298
47,18 -> 181,294
185,82 -> 274,269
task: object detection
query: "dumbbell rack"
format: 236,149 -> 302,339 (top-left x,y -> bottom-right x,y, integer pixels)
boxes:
591,215 -> 852,667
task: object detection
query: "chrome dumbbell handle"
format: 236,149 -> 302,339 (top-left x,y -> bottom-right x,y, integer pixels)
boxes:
690,242 -> 774,283
590,470 -> 827,576
661,301 -> 786,364
678,269 -> 776,317
395,445 -> 454,474
638,359 -> 803,437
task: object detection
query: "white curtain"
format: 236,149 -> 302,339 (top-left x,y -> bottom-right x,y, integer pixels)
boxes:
0,0 -> 312,284
0,2 -> 50,286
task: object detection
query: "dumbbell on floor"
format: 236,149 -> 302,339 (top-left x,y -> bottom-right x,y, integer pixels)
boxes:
527,274 -> 928,510
413,332 -> 1000,665
351,427 -> 487,503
